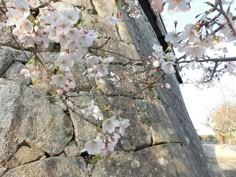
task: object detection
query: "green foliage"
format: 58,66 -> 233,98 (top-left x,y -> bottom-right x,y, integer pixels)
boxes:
85,155 -> 102,165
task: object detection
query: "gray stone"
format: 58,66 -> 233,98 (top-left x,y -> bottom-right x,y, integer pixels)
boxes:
134,99 -> 179,144
61,0 -> 93,9
80,13 -> 120,41
0,79 -> 73,164
0,26 -> 13,46
6,146 -> 44,169
0,167 -> 7,176
0,46 -> 29,77
117,22 -> 133,43
95,39 -> 141,65
64,141 -> 81,157
61,0 -> 92,9
92,144 -> 202,177
95,65 -> 143,98
69,111 -> 97,151
3,62 -> 31,85
3,157 -> 88,177
92,0 -> 117,17
66,92 -> 99,124
106,96 -> 152,150
71,63 -> 93,92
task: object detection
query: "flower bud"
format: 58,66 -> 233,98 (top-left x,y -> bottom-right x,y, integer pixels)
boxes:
153,60 -> 160,68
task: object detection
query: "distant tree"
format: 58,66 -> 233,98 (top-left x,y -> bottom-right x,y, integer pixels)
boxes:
209,102 -> 236,144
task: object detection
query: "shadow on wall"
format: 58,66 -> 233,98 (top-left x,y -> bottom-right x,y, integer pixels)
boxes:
202,143 -> 236,177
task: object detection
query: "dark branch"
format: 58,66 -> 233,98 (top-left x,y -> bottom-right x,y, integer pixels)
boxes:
177,57 -> 236,64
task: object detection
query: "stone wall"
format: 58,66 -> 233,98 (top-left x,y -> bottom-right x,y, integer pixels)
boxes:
0,0 -> 211,176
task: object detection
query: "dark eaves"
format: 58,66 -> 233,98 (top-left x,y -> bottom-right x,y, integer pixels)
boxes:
138,0 -> 183,84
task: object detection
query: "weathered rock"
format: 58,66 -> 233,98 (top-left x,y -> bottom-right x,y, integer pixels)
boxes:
0,167 -> 7,176
64,141 -> 81,157
107,96 -> 152,150
92,0 -> 117,17
92,144 -> 203,177
0,46 -> 29,76
6,146 -> 44,169
0,0 -> 212,176
80,13 -> 120,41
0,27 -> 13,46
95,65 -> 143,97
95,39 -> 141,65
66,92 -> 99,124
3,62 -> 31,85
0,79 -> 73,164
61,0 -> 93,9
71,63 -> 93,92
117,22 -> 133,43
69,111 -> 97,151
3,157 -> 88,177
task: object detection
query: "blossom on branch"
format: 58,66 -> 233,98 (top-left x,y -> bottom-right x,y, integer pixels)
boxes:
166,0 -> 191,12
81,139 -> 105,155
102,115 -> 120,134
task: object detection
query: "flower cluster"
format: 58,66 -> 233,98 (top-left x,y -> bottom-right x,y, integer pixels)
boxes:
81,101 -> 130,155
85,55 -> 114,79
4,0 -> 98,94
152,44 -> 175,75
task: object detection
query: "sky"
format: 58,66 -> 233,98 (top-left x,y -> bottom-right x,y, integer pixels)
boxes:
162,0 -> 236,135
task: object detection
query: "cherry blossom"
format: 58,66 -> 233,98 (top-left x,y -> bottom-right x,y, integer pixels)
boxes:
18,19 -> 33,33
183,44 -> 205,59
6,9 -> 23,26
164,83 -> 171,89
161,62 -> 176,74
57,52 -> 75,71
165,0 -> 191,12
180,23 -> 200,43
20,68 -> 31,78
153,60 -> 160,68
85,100 -> 104,120
81,139 -> 105,155
61,8 -> 80,24
151,0 -> 164,14
119,119 -> 130,135
13,0 -> 30,17
50,74 -> 69,88
165,31 -> 181,47
102,116 -> 120,134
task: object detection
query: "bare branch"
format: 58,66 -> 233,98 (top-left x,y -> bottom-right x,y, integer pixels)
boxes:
177,56 -> 236,64
217,0 -> 236,36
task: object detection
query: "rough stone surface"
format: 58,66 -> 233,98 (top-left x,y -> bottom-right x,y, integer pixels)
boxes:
92,144 -> 202,177
3,62 -> 31,85
0,79 -> 73,164
0,46 -> 29,76
6,146 -> 44,169
64,141 -> 81,157
0,27 -> 13,46
0,167 -> 7,176
3,157 -> 88,177
69,110 -> 97,151
117,22 -> 133,43
0,0 -> 212,176
92,0 -> 117,17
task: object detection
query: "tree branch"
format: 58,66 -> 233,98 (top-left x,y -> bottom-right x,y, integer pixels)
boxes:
177,57 -> 236,64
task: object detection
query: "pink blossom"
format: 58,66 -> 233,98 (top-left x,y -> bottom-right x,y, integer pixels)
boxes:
102,116 -> 120,134
81,139 -> 105,155
161,62 -> 176,74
